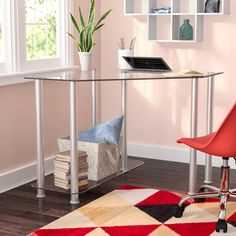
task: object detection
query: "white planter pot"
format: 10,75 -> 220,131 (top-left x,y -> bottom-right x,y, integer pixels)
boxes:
79,52 -> 92,71
118,49 -> 134,70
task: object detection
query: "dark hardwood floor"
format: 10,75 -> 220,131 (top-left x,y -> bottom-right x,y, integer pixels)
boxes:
1,157 -> 235,235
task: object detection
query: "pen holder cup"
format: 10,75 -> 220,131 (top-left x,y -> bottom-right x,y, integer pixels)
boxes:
118,49 -> 134,70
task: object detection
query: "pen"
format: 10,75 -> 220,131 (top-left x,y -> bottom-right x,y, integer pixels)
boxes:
120,37 -> 125,49
117,41 -> 121,49
130,37 -> 136,50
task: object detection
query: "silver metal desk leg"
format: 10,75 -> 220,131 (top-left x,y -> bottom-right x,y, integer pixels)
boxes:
92,79 -> 97,126
35,80 -> 46,198
188,78 -> 199,195
204,76 -> 214,185
70,81 -> 79,204
121,75 -> 127,172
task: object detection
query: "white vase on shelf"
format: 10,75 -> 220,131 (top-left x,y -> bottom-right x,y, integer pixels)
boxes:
79,52 -> 92,71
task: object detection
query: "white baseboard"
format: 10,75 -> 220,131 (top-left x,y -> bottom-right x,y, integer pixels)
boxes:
1,144 -> 235,193
127,143 -> 236,169
0,156 -> 54,193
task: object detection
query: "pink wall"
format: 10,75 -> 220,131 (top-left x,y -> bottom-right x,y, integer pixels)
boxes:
100,0 -> 235,148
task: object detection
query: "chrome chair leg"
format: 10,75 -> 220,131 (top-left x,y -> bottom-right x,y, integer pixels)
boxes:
215,159 -> 229,233
199,184 -> 220,192
172,192 -> 219,218
173,158 -> 231,233
218,194 -> 227,221
229,188 -> 236,193
216,194 -> 228,233
178,192 -> 219,207
229,192 -> 236,199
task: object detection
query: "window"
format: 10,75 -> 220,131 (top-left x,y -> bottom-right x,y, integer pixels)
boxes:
25,0 -> 58,60
0,0 -> 3,61
0,0 -> 9,73
0,0 -> 73,75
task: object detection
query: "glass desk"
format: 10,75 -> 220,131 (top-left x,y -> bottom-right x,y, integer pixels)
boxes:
25,69 -> 223,204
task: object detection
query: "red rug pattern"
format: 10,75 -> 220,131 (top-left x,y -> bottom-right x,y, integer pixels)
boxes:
29,185 -> 236,235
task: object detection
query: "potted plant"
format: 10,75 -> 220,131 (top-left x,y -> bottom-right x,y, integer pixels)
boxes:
68,0 -> 112,71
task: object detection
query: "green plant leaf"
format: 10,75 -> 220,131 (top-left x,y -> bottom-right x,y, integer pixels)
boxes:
84,28 -> 89,51
87,31 -> 93,52
69,1 -> 112,52
67,32 -> 76,41
93,23 -> 105,32
93,9 -> 112,32
88,0 -> 95,25
87,9 -> 94,38
80,27 -> 86,51
70,13 -> 80,34
77,42 -> 82,52
79,7 -> 86,28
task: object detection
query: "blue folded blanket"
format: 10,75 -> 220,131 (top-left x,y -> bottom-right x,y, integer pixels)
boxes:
78,116 -> 124,146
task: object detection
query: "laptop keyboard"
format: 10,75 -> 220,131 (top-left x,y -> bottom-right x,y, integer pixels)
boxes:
124,69 -> 170,73
122,56 -> 172,73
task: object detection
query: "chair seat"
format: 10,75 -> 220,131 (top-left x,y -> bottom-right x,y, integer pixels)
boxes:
178,102 -> 236,157
177,132 -> 216,149
177,132 -> 236,157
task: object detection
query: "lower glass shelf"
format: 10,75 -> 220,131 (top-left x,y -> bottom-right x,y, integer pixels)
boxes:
31,158 -> 144,194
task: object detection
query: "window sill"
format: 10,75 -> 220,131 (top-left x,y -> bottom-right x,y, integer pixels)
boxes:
0,66 -> 79,86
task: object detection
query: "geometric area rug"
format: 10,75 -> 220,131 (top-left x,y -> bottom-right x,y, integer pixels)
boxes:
29,185 -> 236,236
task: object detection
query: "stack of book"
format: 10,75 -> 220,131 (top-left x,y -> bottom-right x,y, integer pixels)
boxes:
54,150 -> 88,190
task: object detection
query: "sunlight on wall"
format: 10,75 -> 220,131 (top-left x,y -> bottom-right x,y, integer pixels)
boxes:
211,22 -> 236,92
133,17 -> 148,55
132,80 -> 154,104
173,49 -> 195,70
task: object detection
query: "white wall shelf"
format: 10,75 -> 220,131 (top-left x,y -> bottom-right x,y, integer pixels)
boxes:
124,0 -> 229,42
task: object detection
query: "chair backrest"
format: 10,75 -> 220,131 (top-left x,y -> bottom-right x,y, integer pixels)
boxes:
208,102 -> 236,157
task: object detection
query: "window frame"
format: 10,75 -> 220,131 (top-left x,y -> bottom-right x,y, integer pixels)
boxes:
0,0 -> 12,73
0,0 -> 4,62
0,0 -> 74,76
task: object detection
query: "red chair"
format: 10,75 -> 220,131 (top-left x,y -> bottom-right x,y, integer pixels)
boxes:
173,102 -> 236,233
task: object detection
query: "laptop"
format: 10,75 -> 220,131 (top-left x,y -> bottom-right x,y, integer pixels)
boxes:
122,56 -> 172,73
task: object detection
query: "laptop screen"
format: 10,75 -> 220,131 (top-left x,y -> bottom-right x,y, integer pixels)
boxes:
122,56 -> 172,72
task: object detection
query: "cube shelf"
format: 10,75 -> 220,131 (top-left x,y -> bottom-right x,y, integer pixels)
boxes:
124,0 -> 229,42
